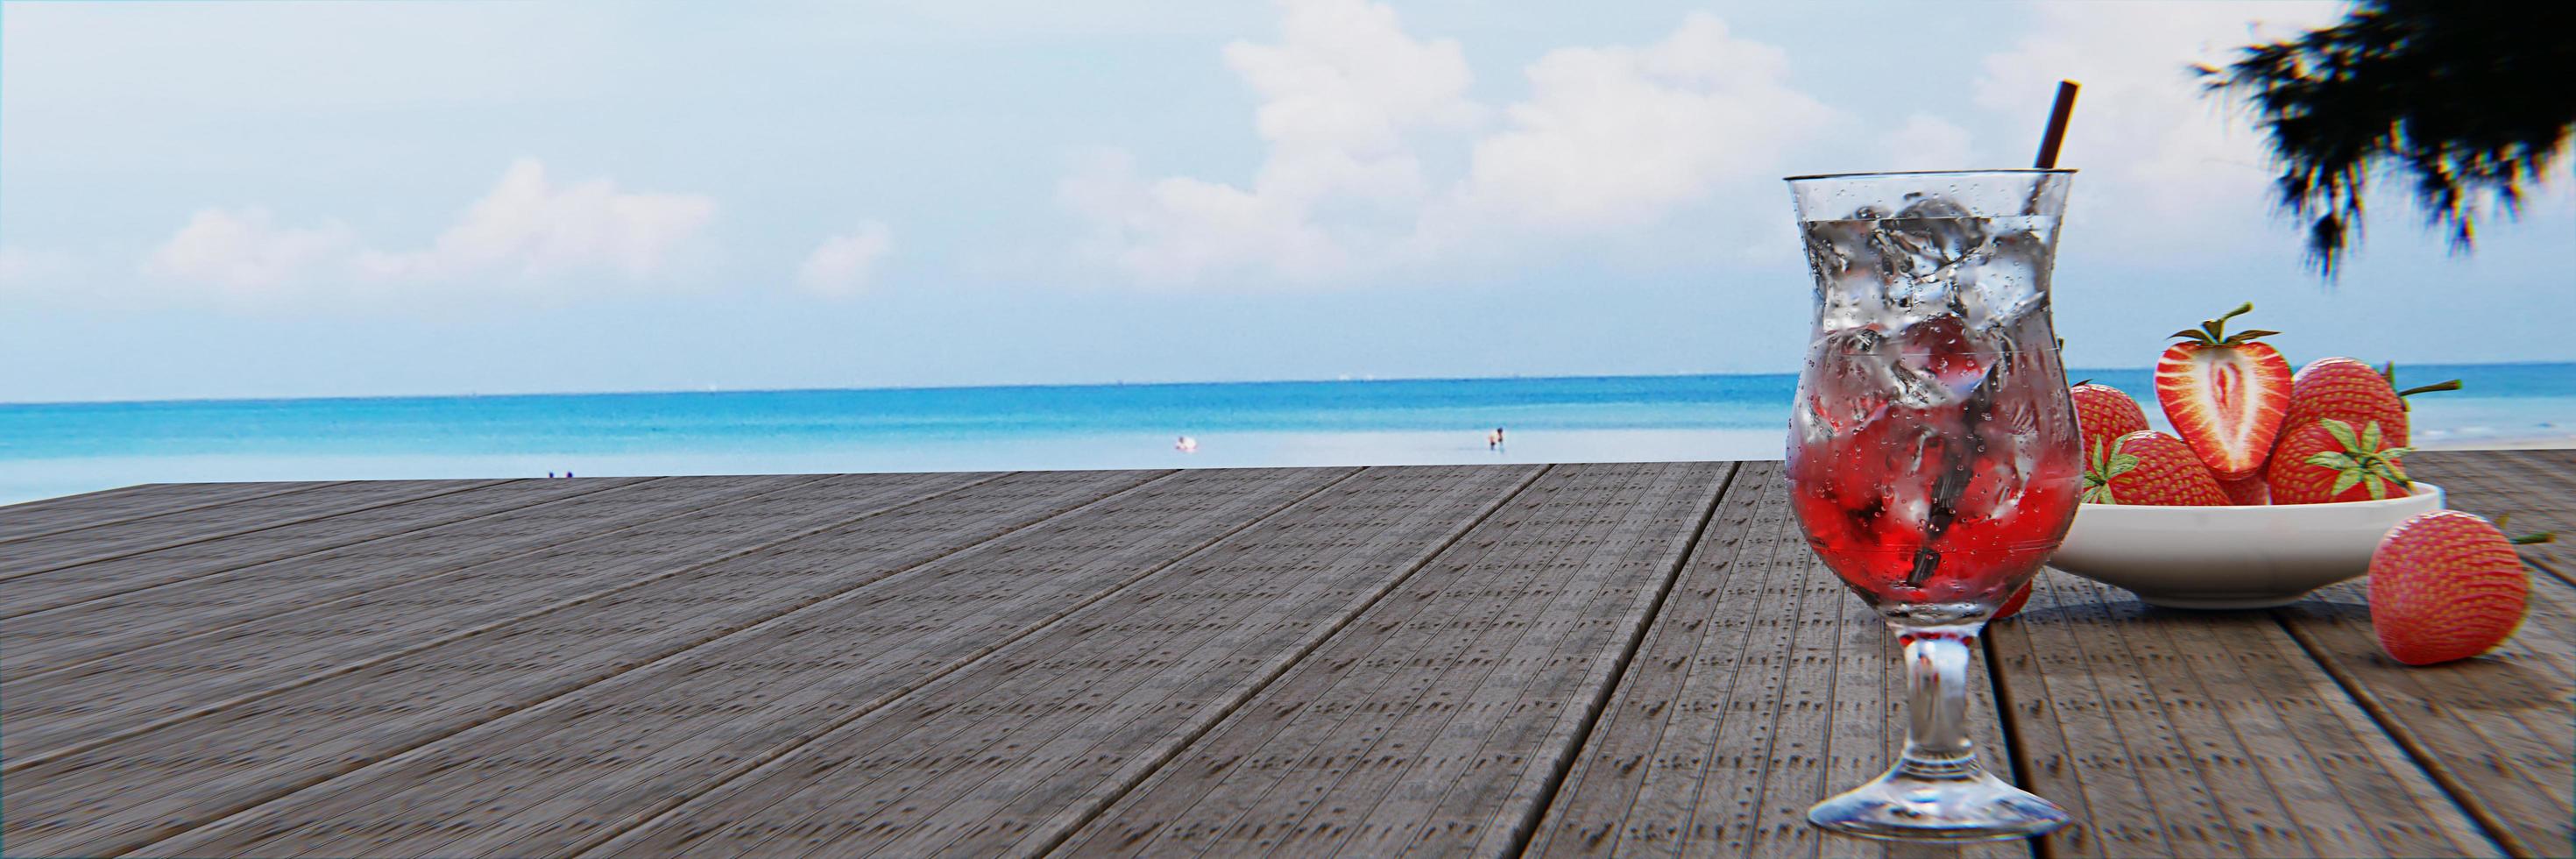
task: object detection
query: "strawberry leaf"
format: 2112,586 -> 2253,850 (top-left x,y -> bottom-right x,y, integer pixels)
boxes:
2320,418 -> 2362,451
2359,421 -> 2384,451
2332,471 -> 2362,496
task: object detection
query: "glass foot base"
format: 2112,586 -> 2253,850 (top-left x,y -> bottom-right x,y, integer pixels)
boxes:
1808,762 -> 2069,841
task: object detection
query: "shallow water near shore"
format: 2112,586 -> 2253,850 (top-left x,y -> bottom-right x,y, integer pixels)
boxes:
4,365 -> 2569,506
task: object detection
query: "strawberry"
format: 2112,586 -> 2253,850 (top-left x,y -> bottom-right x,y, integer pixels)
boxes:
2279,358 -> 2462,449
2081,430 -> 2230,506
2070,380 -> 2149,456
2216,474 -> 2269,505
2368,511 -> 2552,665
2267,418 -> 2414,504
2155,302 -> 2293,480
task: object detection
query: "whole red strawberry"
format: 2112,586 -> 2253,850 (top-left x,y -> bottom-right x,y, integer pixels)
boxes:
2268,418 -> 2414,504
2370,511 -> 2551,665
2278,358 -> 2462,449
2082,430 -> 2230,506
2070,381 -> 2149,456
2155,302 -> 2293,480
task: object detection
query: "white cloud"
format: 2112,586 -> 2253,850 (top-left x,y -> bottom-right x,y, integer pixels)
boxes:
796,222 -> 895,297
141,209 -> 357,293
137,159 -> 718,302
354,158 -> 714,280
1065,3 -> 1831,288
1973,3 -> 2344,231
1882,114 -> 1976,173
1064,0 -> 1476,286
1443,13 -> 1831,233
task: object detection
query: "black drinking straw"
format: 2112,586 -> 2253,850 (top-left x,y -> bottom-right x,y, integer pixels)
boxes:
2035,81 -> 2079,169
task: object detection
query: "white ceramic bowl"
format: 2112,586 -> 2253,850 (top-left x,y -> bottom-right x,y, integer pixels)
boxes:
2046,482 -> 2445,609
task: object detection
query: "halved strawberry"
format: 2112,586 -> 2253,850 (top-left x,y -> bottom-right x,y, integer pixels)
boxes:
2082,430 -> 2230,506
2155,302 -> 2292,480
2369,510 -> 2552,665
2070,381 -> 2149,456
2267,418 -> 2413,504
2279,358 -> 2462,449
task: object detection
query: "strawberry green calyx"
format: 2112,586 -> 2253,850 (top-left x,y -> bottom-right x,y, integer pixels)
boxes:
2300,418 -> 2415,500
2081,439 -> 2138,504
2381,362 -> 2465,410
2491,514 -> 2558,544
2169,302 -> 2281,346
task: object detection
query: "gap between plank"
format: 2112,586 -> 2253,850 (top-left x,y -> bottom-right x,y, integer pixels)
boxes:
7,471 -> 1023,777
0,480 -> 352,547
101,467 -> 1188,858
0,477 -> 536,591
7,474 -> 846,686
1984,614 -> 2051,859
1491,461 -> 1740,859
1007,464 -> 1558,859
419,465 -> 1375,859
2270,613 -> 2528,858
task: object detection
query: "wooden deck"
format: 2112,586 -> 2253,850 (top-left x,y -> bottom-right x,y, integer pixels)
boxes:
2,451 -> 2567,858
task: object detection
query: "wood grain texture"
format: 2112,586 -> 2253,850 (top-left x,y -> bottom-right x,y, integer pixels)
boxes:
5,469 -> 1162,858
0,478 -> 648,614
0,478 -> 546,581
2275,576 -> 2573,857
1523,462 -> 2020,859
4,456 -> 2562,859
2410,450 -> 2576,584
1993,568 -> 2496,858
980,462 -> 1723,859
0,480 -> 341,544
0,472 -> 962,762
584,463 -> 1553,859
122,466 -> 1333,859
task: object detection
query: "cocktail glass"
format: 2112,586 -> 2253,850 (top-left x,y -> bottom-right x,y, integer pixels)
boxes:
1785,169 -> 2080,841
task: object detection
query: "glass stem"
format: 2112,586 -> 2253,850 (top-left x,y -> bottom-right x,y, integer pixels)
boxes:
1897,621 -> 1984,779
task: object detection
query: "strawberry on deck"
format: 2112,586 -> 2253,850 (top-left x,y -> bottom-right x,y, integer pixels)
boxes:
2156,302 -> 2293,480
2370,510 -> 2552,665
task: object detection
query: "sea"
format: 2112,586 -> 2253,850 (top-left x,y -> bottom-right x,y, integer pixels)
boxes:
4,364 -> 2570,506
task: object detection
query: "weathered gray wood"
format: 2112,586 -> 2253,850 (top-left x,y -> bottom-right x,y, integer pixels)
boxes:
1522,462 -> 2020,859
2411,450 -> 2576,584
4,469 -> 1165,857
0,478 -> 541,581
108,466 -> 1326,859
0,480 -> 341,544
0,472 -> 972,762
2275,575 -> 2575,857
576,463 -> 1553,859
1992,569 -> 2496,858
0,478 -> 648,614
963,462 -> 1725,859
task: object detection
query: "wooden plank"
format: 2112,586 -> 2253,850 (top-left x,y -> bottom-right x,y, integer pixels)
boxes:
2,474 -> 832,683
0,478 -> 649,614
1016,462 -> 1716,859
4,468 -> 1166,857
2410,450 -> 2576,583
97,465 -> 1318,859
1522,462 -> 2020,859
0,478 -> 533,580
1991,568 -> 2496,858
0,480 -> 342,544
2275,574 -> 2575,857
0,472 -> 969,762
575,463 -> 1550,859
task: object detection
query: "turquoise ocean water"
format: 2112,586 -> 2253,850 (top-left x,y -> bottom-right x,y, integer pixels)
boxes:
4,364 -> 2570,506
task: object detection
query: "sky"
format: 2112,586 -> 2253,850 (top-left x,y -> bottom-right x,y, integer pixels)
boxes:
2,0 -> 2569,403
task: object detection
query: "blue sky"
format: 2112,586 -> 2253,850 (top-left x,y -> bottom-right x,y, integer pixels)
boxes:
3,0 -> 2568,402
